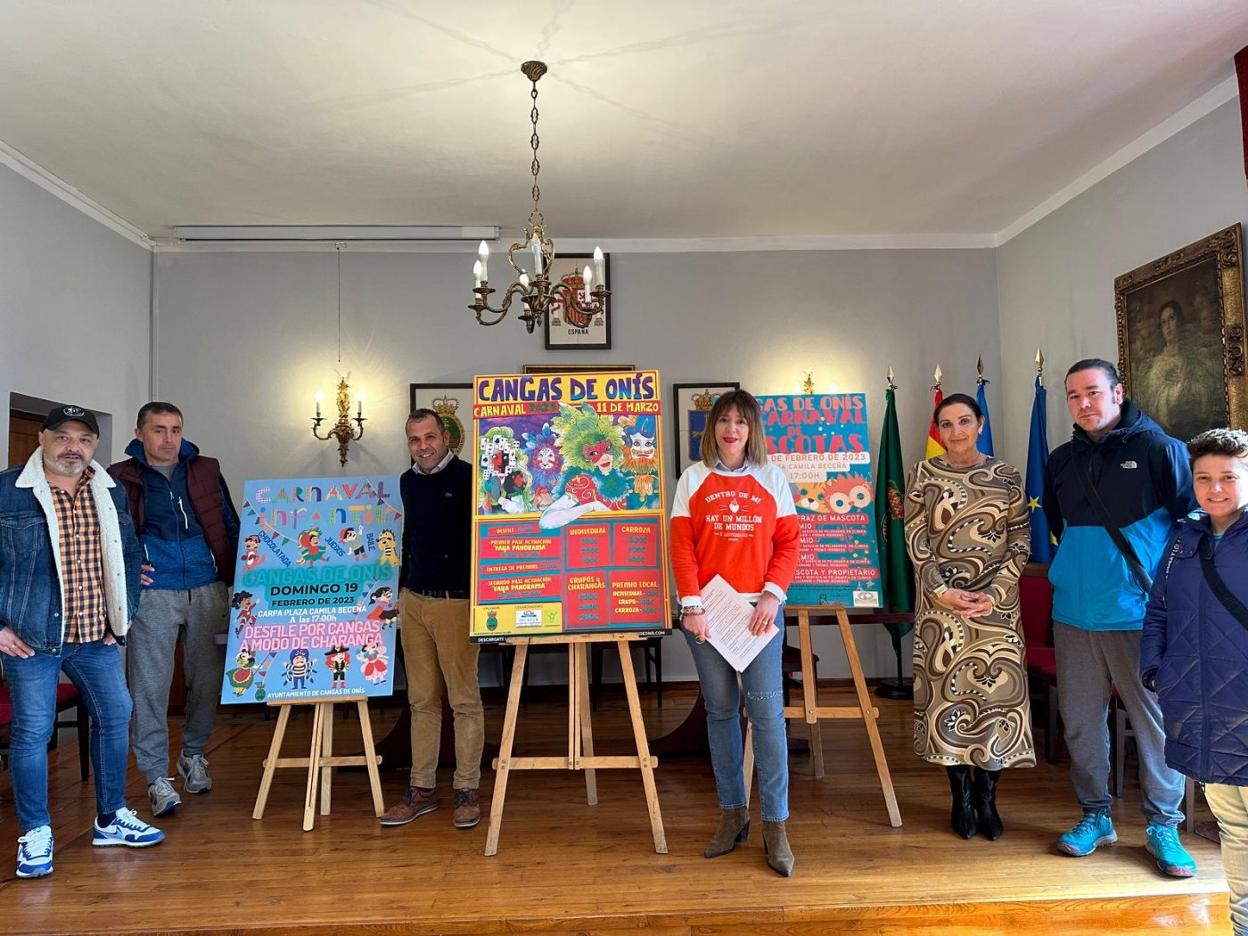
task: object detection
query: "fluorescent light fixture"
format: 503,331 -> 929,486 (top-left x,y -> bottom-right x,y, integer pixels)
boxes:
172,224 -> 499,242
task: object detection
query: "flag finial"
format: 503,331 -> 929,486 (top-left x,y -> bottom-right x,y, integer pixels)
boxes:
801,372 -> 814,395
977,355 -> 984,376
887,365 -> 896,389
934,364 -> 943,385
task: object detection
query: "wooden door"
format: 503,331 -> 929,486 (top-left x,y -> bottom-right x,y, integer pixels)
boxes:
8,412 -> 42,468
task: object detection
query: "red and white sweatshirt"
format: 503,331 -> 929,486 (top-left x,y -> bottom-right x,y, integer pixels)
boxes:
669,462 -> 800,607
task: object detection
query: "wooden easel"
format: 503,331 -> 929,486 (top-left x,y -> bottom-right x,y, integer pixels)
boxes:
744,606 -> 902,827
484,634 -> 667,857
252,695 -> 385,831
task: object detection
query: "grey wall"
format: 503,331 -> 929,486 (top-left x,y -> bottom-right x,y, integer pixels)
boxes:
0,164 -> 151,467
996,99 -> 1248,468
153,246 -> 1001,682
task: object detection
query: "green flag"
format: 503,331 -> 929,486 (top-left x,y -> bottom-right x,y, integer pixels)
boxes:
874,384 -> 914,641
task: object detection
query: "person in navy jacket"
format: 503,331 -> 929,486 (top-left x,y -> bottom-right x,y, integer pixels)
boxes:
1143,428 -> 1248,935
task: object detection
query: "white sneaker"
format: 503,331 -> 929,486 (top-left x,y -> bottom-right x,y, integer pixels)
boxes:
93,807 -> 165,847
177,752 -> 212,794
16,825 -> 53,878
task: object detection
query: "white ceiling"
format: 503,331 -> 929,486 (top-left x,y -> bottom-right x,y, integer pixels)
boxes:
0,0 -> 1244,243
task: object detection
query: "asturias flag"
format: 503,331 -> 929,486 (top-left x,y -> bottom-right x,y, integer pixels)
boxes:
1026,374 -> 1054,563
976,375 -> 995,456
875,384 -> 915,632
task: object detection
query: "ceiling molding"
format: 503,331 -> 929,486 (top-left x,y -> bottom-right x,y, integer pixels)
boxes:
0,137 -> 152,250
994,75 -> 1240,247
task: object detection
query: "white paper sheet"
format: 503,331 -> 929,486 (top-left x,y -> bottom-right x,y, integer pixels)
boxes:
699,574 -> 778,673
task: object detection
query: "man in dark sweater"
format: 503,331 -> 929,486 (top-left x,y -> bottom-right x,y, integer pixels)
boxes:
379,409 -> 483,829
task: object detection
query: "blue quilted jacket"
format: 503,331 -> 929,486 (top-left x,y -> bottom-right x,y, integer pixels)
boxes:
1141,511 -> 1248,786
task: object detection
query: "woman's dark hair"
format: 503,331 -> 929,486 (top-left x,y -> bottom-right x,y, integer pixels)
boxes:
933,392 -> 982,425
1188,427 -> 1248,463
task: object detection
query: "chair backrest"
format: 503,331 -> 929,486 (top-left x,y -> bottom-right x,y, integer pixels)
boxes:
1019,574 -> 1054,649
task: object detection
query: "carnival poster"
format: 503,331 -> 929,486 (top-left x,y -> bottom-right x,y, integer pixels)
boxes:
219,476 -> 402,704
758,394 -> 883,608
470,371 -> 671,640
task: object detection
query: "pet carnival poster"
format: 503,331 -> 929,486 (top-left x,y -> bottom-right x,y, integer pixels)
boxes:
758,394 -> 883,608
470,371 -> 671,640
219,476 -> 402,704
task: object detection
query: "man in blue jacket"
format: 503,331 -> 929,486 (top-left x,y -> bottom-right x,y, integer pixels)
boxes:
108,402 -> 239,818
1043,359 -> 1197,877
0,405 -> 164,879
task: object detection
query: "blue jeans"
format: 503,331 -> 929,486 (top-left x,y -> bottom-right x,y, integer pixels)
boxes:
2,640 -> 132,831
683,627 -> 789,821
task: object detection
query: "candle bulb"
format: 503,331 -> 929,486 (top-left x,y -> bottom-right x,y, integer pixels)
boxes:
593,246 -> 604,287
357,392 -> 365,419
531,236 -> 543,276
477,240 -> 489,283
519,272 -> 530,289
582,266 -> 593,304
315,391 -> 323,419
472,259 -> 483,288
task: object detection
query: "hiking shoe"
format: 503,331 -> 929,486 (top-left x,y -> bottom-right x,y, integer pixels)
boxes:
177,753 -> 213,794
379,787 -> 438,827
1145,822 -> 1197,878
452,788 -> 481,829
92,807 -> 164,848
148,777 -> 182,817
1056,810 -> 1117,856
16,825 -> 53,879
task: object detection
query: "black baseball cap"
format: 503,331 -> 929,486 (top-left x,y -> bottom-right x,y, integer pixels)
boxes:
42,405 -> 100,435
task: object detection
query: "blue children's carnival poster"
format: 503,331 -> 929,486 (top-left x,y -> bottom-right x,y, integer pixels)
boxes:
220,476 -> 402,704
757,394 -> 883,608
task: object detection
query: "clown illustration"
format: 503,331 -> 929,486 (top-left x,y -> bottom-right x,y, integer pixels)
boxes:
479,426 -> 529,514
539,403 -> 629,530
359,634 -> 389,685
283,647 -> 316,689
296,527 -> 329,564
824,474 -> 873,514
325,644 -> 351,689
620,414 -> 660,510
522,422 -> 563,494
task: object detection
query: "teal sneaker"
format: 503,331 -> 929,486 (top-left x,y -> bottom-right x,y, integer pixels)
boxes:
1056,810 -> 1117,856
1145,823 -> 1197,878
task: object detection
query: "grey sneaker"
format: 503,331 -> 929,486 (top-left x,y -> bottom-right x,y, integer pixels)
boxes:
177,753 -> 212,794
148,777 -> 182,817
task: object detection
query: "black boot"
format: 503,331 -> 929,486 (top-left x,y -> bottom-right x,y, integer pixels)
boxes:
972,767 -> 1003,840
946,765 -> 977,839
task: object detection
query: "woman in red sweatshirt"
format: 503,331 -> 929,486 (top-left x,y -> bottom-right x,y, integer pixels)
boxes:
670,389 -> 800,876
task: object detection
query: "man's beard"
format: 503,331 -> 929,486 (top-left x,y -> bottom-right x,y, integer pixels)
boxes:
45,453 -> 86,476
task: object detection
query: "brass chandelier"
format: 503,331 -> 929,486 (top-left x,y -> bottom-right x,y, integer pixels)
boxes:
469,61 -> 607,332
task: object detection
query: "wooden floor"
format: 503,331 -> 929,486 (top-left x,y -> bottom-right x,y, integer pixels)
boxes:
0,685 -> 1232,935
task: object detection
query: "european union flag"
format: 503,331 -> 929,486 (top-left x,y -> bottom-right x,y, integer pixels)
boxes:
1026,375 -> 1054,562
976,376 -> 995,456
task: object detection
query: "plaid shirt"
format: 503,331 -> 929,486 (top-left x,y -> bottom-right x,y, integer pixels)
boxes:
49,466 -> 108,643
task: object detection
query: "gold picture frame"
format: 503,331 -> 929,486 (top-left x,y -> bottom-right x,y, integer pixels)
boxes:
1115,223 -> 1247,440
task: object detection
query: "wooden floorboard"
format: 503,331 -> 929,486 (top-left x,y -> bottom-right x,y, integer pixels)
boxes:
0,687 -> 1232,935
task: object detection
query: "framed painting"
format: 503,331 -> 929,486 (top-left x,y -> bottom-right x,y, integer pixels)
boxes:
522,364 -> 635,375
543,252 -> 611,351
409,382 -> 472,457
672,382 -> 739,479
1115,223 -> 1247,441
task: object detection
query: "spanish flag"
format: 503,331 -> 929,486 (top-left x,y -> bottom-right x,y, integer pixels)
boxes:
925,367 -> 945,460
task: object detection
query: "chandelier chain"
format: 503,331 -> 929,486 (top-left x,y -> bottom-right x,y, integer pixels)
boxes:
529,82 -> 542,223
335,243 -> 343,364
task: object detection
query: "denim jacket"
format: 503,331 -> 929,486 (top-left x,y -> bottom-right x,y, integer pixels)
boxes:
0,449 -> 142,650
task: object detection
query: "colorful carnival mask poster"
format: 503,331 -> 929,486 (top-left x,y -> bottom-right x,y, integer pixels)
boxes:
758,394 -> 883,607
220,476 -> 402,704
470,371 -> 671,640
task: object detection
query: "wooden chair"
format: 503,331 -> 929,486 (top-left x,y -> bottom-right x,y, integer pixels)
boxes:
0,681 -> 91,782
1020,573 -> 1060,762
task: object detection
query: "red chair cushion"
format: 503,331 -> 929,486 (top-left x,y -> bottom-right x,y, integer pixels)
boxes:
1027,646 -> 1057,681
1019,575 -> 1054,649
55,683 -> 80,707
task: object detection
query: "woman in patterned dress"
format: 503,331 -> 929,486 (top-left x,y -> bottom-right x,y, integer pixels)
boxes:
905,393 -> 1035,840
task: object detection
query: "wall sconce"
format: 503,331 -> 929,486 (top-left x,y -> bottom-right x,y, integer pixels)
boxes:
311,376 -> 365,466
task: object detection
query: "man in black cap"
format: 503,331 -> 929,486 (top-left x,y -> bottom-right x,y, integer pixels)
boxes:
0,405 -> 163,879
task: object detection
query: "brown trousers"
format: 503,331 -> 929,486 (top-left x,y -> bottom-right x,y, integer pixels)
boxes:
399,589 -> 484,790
